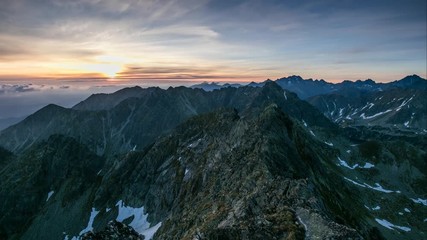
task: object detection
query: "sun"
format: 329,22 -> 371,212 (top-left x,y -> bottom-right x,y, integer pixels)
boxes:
101,64 -> 121,78
92,64 -> 122,78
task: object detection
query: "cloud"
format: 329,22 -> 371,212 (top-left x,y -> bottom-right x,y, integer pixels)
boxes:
51,0 -> 132,13
140,25 -> 219,39
115,65 -> 258,80
0,34 -> 105,62
0,83 -> 74,95
0,84 -> 37,94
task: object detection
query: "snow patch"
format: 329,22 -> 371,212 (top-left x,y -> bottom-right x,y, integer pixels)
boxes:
46,191 -> 54,202
79,208 -> 100,236
302,120 -> 307,127
338,157 -> 358,169
141,222 -> 162,240
343,177 -> 399,193
187,139 -> 202,148
404,208 -> 410,213
360,109 -> 392,119
296,216 -> 307,231
375,218 -> 411,232
106,208 -> 111,212
365,205 -> 380,211
404,121 -> 409,127
410,198 -> 427,206
337,157 -> 374,169
343,177 -> 365,187
116,200 -> 162,239
116,200 -> 149,231
396,96 -> 414,111
361,162 -> 375,169
283,91 -> 287,100
324,141 -> 333,146
366,183 -> 394,193
309,130 -> 316,137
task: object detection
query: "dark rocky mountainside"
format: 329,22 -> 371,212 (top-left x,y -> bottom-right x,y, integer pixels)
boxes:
73,86 -> 152,111
0,107 -> 369,239
191,74 -> 427,100
0,81 -> 426,240
0,82 -> 333,156
0,135 -> 104,239
0,116 -> 25,131
189,75 -> 427,132
387,75 -> 427,90
308,88 -> 427,131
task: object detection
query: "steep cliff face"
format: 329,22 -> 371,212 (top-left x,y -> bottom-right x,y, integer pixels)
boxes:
0,135 -> 104,239
308,88 -> 427,130
137,106 -> 363,240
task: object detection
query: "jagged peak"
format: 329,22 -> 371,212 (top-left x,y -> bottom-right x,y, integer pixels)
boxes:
116,85 -> 143,91
262,80 -> 282,89
39,103 -> 67,112
277,75 -> 304,81
89,86 -> 143,97
399,74 -> 425,81
21,104 -> 69,123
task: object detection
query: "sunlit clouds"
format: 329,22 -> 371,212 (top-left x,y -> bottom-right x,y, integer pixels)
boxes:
0,0 -> 425,85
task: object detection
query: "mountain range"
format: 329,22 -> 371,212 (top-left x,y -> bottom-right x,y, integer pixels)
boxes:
191,75 -> 427,99
0,76 -> 426,240
192,75 -> 427,131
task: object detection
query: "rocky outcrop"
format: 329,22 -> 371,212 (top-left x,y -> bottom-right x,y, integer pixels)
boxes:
82,221 -> 143,240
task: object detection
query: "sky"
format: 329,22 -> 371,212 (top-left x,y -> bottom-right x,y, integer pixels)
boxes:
0,0 -> 426,119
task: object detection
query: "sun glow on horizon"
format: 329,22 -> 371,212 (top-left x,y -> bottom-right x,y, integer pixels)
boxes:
73,63 -> 123,79
93,55 -> 128,78
98,64 -> 122,78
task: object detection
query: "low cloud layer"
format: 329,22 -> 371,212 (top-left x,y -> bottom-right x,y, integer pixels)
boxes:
0,84 -> 72,95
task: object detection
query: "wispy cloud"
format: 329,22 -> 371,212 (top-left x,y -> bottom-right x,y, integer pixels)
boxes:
115,64 -> 264,81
